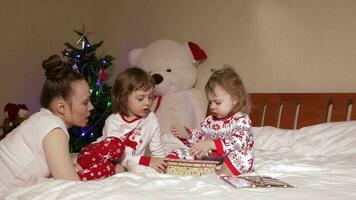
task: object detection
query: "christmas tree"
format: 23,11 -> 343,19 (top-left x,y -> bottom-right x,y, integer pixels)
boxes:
62,29 -> 114,152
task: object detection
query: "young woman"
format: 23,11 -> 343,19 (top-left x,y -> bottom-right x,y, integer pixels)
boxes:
0,55 -> 93,195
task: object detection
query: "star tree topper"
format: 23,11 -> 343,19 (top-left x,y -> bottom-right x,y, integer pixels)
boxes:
76,24 -> 94,49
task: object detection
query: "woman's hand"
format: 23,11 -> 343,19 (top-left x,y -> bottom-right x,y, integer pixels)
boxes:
149,157 -> 168,173
189,140 -> 215,159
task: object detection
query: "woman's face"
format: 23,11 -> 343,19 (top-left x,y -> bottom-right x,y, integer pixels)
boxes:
63,80 -> 93,128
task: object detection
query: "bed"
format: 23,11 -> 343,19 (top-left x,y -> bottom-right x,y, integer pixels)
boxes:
4,93 -> 356,200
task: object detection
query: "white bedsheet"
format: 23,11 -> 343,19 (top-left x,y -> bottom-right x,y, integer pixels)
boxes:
4,121 -> 356,200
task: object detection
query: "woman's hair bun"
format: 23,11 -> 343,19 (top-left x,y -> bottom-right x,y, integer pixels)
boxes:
42,54 -> 70,80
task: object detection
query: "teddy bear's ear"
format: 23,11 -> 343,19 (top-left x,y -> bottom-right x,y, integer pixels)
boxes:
128,48 -> 144,67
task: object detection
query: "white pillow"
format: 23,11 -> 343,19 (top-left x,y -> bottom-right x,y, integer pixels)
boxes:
252,126 -> 296,153
253,121 -> 356,156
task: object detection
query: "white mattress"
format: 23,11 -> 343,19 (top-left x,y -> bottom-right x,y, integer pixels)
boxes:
4,121 -> 356,200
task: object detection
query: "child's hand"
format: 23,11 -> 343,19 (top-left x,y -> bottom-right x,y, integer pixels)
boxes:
150,157 -> 168,173
171,124 -> 190,139
171,124 -> 179,137
189,140 -> 215,159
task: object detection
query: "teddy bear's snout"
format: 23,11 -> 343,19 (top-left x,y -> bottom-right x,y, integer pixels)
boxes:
152,74 -> 163,85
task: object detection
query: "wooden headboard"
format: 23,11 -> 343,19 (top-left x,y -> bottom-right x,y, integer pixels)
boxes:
249,93 -> 356,129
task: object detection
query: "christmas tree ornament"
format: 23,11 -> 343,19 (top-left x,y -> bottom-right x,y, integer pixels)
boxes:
75,24 -> 93,50
84,53 -> 91,61
99,68 -> 108,83
62,49 -> 69,56
72,64 -> 79,73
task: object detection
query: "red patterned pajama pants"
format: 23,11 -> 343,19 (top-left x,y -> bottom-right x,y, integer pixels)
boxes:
77,136 -> 125,181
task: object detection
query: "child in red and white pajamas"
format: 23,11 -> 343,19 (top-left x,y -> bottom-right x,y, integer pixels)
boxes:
76,67 -> 167,180
101,67 -> 166,172
168,112 -> 254,176
168,66 -> 254,176
102,110 -> 166,170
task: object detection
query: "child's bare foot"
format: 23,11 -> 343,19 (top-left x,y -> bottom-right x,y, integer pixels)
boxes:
115,164 -> 127,173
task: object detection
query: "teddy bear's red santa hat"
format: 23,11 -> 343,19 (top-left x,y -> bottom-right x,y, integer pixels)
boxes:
188,41 -> 207,63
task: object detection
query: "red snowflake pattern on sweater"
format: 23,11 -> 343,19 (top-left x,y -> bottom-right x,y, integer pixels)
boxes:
173,112 -> 254,175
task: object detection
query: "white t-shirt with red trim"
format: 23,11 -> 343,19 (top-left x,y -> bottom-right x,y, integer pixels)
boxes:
102,112 -> 166,167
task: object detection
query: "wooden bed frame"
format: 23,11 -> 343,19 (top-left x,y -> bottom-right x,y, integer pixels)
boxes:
249,93 -> 356,129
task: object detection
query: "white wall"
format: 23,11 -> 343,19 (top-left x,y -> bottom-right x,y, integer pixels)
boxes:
0,0 -> 117,122
109,0 -> 356,93
1,0 -> 356,122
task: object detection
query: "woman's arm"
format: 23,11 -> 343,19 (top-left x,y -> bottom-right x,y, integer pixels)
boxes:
43,128 -> 81,181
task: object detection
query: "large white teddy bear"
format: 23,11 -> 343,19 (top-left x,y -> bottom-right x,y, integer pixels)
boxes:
128,39 -> 208,137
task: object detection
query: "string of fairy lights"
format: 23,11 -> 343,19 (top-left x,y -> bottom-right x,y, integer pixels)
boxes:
62,26 -> 115,152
